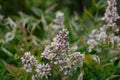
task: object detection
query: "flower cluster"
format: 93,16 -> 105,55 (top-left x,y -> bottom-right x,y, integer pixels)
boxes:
87,0 -> 120,52
69,52 -> 84,68
54,11 -> 64,25
50,11 -> 64,34
87,27 -> 107,52
21,28 -> 84,79
21,52 -> 51,79
41,28 -> 84,75
62,52 -> 84,75
101,0 -> 119,31
41,29 -> 70,72
69,52 -> 84,71
21,52 -> 38,72
36,63 -> 51,78
21,12 -> 84,79
41,29 -> 69,59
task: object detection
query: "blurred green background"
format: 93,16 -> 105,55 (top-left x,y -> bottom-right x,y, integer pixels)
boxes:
1,0 -> 120,80
0,0 -> 106,17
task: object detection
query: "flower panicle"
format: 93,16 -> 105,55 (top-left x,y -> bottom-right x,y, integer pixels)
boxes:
87,0 -> 120,52
21,52 -> 38,72
36,63 -> 51,79
101,0 -> 120,30
41,28 -> 69,60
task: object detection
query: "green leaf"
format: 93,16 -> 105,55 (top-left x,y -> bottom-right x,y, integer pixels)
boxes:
3,61 -> 21,78
84,54 -> 103,80
31,7 -> 42,18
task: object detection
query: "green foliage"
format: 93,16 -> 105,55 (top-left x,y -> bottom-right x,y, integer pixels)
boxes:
0,0 -> 120,80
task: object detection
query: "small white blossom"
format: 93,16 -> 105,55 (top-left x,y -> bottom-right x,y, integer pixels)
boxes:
32,75 -> 36,80
87,39 -> 98,52
54,11 -> 64,25
64,52 -> 84,75
36,63 -> 51,78
101,0 -> 120,31
69,52 -> 84,69
21,52 -> 38,72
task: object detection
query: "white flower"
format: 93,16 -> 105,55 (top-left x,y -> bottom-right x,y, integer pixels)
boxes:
32,75 -> 36,80
54,11 -> 64,25
69,52 -> 84,67
87,39 -> 98,52
41,29 -> 69,61
63,52 -> 84,75
36,63 -> 51,78
87,0 -> 120,52
101,0 -> 120,30
21,52 -> 38,72
98,30 -> 107,41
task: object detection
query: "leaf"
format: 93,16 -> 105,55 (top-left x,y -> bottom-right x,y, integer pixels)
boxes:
84,54 -> 103,80
84,54 -> 100,65
3,60 -> 21,78
2,48 -> 14,58
31,7 -> 42,18
68,25 -> 78,43
77,71 -> 83,80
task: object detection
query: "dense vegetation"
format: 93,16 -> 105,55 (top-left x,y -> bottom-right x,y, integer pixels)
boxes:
0,0 -> 120,80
